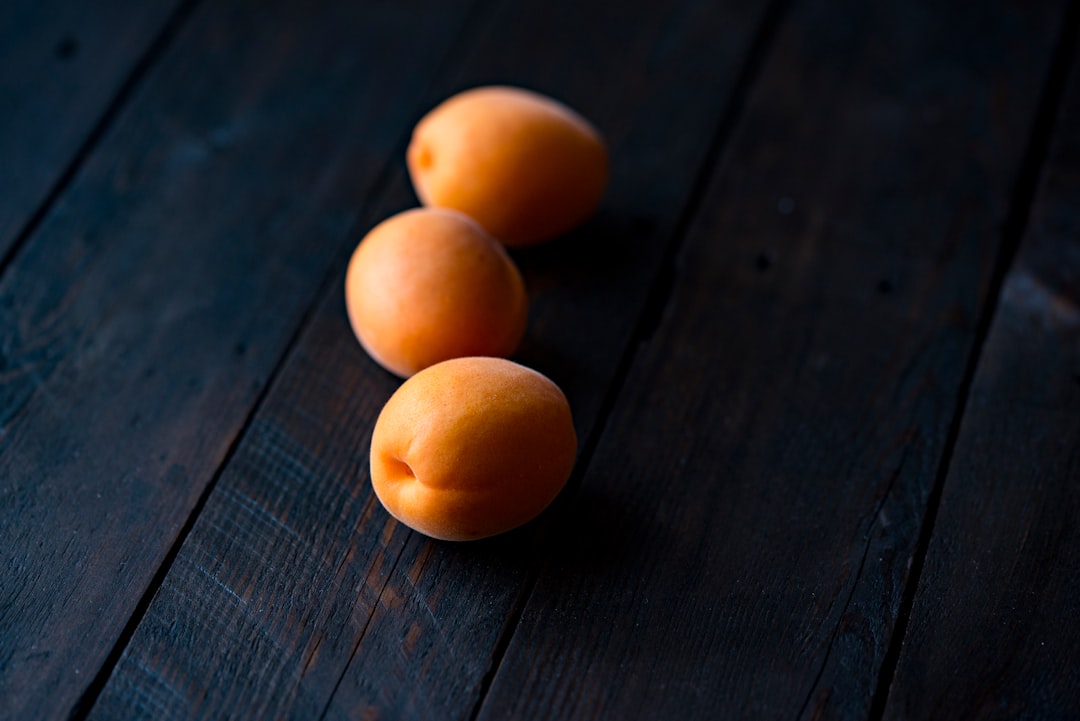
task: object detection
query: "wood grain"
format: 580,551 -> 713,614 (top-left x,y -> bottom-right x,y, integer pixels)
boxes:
0,0 -> 183,261
0,0 -> 478,717
86,0 -> 781,718
473,0 -> 1072,719
882,48 -> 1080,721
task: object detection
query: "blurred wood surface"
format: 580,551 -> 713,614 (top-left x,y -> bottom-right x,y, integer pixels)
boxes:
1,0 -> 1077,719
883,44 -> 1080,721
0,0 -> 185,260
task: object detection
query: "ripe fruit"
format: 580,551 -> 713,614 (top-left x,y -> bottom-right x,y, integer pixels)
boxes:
369,357 -> 577,541
407,85 -> 608,247
345,208 -> 528,378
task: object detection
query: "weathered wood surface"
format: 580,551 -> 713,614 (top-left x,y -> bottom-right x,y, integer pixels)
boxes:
474,0 -> 1072,718
0,0 -> 184,261
0,0 -> 481,717
2,0 -> 1078,718
86,0 -> 782,718
882,47 -> 1080,721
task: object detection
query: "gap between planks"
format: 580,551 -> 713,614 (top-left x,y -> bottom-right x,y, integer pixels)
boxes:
865,2 -> 1080,718
302,4 -> 524,716
462,0 -> 796,718
0,0 -> 202,285
63,0 -> 502,717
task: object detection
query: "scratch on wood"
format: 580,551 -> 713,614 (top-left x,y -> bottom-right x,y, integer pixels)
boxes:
301,635 -> 324,677
797,447 -> 911,718
1003,266 -> 1079,328
191,561 -> 245,607
221,485 -> 303,544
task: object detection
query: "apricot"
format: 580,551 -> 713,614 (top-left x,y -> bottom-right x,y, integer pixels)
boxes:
407,85 -> 608,247
369,357 -> 577,541
344,208 -> 527,378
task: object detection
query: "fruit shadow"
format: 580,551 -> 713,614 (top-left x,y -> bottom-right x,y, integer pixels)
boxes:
509,207 -> 660,407
538,481 -> 664,578
511,207 -> 656,291
461,478 -> 668,588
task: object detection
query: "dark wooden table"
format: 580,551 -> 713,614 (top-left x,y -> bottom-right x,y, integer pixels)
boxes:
3,0 -> 1079,718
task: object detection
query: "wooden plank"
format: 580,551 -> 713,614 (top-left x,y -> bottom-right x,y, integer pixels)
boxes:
882,48 -> 1080,721
0,0 -> 480,718
0,0 -> 184,260
471,1 -> 1072,719
85,0 -> 781,718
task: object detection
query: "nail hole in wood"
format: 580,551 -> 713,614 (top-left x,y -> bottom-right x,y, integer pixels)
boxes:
55,37 -> 78,60
877,279 -> 893,295
754,253 -> 772,272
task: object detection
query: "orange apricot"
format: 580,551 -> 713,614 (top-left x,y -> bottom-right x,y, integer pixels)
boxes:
344,208 -> 528,378
369,356 -> 577,541
407,85 -> 608,248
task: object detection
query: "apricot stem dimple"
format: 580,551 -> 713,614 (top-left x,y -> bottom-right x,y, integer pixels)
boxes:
389,456 -> 416,482
414,145 -> 434,169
